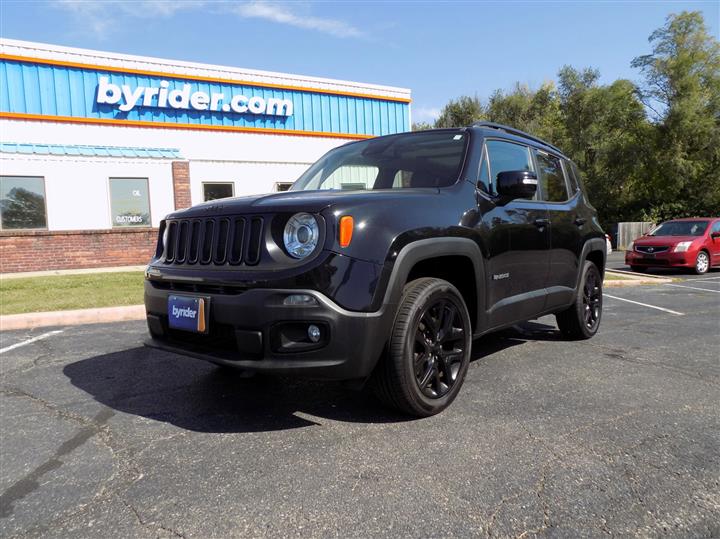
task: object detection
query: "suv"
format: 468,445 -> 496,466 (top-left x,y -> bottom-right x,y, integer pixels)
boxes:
144,123 -> 606,416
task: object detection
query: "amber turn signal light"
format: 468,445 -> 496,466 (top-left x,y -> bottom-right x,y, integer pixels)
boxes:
339,216 -> 354,247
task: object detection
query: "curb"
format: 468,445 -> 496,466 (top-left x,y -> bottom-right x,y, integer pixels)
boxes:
604,270 -> 673,287
0,305 -> 145,331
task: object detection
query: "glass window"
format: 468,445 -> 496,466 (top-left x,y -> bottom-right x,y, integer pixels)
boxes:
274,182 -> 294,192
392,170 -> 414,188
564,160 -> 579,194
486,140 -> 534,184
649,220 -> 709,236
477,150 -> 490,193
711,220 -> 720,234
109,178 -> 151,227
203,182 -> 234,201
535,151 -> 569,202
320,165 -> 379,191
0,176 -> 47,230
292,131 -> 468,191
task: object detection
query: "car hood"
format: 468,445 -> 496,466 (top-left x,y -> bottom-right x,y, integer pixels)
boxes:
634,235 -> 700,245
168,189 -> 442,218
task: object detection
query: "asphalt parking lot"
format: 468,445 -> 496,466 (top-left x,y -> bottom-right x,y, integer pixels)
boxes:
1,274 -> 719,538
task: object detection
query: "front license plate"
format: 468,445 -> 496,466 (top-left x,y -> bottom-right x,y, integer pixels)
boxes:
168,295 -> 208,333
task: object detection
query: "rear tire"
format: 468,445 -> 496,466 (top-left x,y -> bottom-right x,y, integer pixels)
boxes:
556,261 -> 602,340
630,265 -> 642,272
694,251 -> 710,275
372,278 -> 472,417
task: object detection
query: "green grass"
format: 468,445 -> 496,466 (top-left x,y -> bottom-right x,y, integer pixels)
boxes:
1,271 -> 145,315
604,273 -> 632,280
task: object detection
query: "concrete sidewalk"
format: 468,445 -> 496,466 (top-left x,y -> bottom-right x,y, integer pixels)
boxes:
0,305 -> 145,331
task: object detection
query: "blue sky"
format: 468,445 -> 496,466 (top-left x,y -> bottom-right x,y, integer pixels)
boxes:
1,1 -> 717,123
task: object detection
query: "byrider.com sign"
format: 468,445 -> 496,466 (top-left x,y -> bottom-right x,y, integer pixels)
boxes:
96,76 -> 294,117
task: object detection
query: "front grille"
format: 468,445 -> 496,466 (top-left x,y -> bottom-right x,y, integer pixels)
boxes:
163,216 -> 264,266
635,245 -> 669,254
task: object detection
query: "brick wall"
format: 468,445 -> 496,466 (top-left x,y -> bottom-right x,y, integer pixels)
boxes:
0,228 -> 158,274
172,161 -> 191,210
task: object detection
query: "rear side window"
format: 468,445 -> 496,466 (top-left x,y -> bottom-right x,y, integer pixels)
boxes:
535,151 -> 569,202
485,140 -> 534,195
564,159 -> 579,194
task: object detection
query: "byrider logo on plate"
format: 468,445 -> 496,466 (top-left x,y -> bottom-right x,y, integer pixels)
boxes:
172,305 -> 197,320
96,76 -> 294,117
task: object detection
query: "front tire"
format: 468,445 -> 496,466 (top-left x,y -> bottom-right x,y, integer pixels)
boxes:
372,278 -> 472,417
694,251 -> 710,275
556,261 -> 602,340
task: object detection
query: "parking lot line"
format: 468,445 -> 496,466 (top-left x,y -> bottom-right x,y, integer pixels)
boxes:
0,330 -> 63,354
693,275 -> 720,281
665,283 -> 720,294
604,294 -> 684,316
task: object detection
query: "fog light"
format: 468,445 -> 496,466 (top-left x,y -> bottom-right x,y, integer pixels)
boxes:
283,294 -> 318,306
308,324 -> 321,343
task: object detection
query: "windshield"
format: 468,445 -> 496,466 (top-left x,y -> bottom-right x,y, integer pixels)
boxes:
650,220 -> 709,236
291,131 -> 468,191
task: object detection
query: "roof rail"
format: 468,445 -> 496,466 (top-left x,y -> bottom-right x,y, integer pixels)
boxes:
471,121 -> 563,154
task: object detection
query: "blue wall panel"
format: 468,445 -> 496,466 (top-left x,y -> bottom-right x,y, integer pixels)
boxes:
0,59 -> 410,137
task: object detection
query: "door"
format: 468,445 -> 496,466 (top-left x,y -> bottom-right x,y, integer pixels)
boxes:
477,139 -> 550,328
709,220 -> 720,265
534,151 -> 584,310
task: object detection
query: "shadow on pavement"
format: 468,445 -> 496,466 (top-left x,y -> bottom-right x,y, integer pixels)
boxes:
63,322 -> 552,433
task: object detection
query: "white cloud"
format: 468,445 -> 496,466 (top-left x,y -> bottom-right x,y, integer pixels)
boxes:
413,106 -> 441,124
52,0 -> 364,40
233,1 -> 363,38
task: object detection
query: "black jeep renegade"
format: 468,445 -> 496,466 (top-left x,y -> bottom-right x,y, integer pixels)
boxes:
144,122 -> 606,417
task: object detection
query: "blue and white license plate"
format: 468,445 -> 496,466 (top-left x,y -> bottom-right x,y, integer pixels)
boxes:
168,295 -> 208,333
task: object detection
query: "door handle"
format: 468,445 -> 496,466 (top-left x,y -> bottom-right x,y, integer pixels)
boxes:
534,218 -> 550,228
574,217 -> 586,227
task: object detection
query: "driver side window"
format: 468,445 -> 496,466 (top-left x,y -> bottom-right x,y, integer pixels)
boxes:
485,139 -> 535,198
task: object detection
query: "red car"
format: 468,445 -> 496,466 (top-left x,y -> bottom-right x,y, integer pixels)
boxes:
626,217 -> 720,274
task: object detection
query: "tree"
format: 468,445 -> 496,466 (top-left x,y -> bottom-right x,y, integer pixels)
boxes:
434,96 -> 483,128
411,121 -> 433,131
632,11 -> 720,220
558,67 -> 650,225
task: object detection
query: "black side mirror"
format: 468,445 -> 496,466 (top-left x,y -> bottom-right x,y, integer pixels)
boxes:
496,170 -> 538,201
711,232 -> 720,239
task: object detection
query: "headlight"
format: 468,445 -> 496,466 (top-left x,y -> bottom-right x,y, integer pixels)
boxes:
283,213 -> 319,259
674,241 -> 692,252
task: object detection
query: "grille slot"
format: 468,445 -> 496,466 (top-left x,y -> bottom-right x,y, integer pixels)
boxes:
165,221 -> 177,262
229,218 -> 245,264
245,218 -> 263,265
161,216 -> 264,267
635,245 -> 669,254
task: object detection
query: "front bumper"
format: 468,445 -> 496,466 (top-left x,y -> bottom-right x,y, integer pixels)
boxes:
144,279 -> 393,380
625,249 -> 694,268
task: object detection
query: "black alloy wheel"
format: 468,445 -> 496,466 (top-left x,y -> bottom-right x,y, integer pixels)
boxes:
556,260 -> 603,340
582,264 -> 602,332
372,277 -> 472,417
413,299 -> 466,399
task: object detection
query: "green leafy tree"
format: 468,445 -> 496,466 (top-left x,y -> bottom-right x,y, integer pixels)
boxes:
558,67 -> 650,225
632,11 -> 720,220
411,121 -> 434,131
434,96 -> 484,128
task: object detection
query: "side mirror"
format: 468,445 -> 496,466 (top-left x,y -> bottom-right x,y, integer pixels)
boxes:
496,170 -> 538,201
711,232 -> 720,239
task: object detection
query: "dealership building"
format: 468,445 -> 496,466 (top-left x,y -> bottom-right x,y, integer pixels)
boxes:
0,39 -> 411,273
